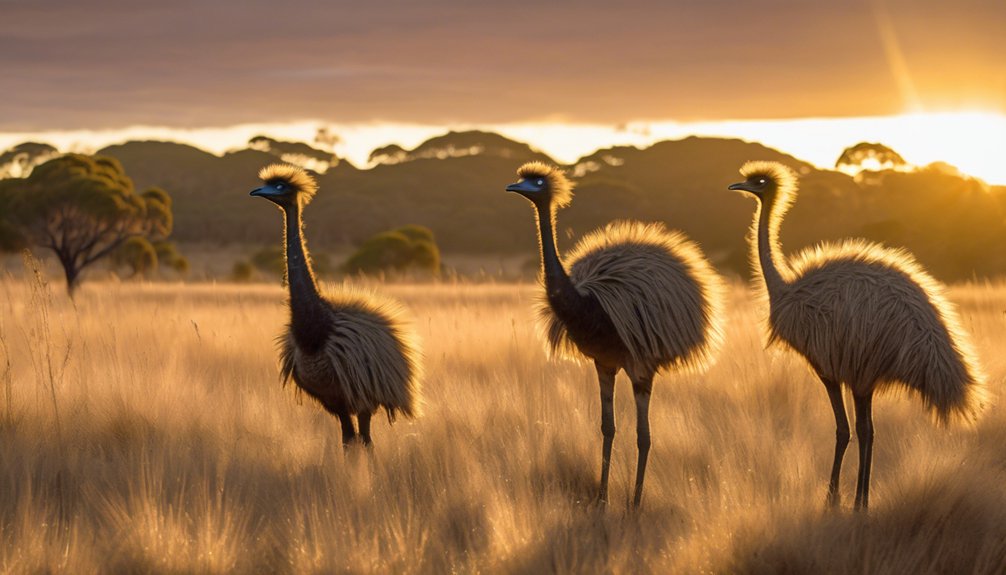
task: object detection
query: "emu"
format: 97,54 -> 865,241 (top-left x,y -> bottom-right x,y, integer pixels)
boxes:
506,162 -> 725,507
251,164 -> 421,447
729,161 -> 986,510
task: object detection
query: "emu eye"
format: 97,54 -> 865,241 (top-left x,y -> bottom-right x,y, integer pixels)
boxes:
537,179 -> 544,186
276,183 -> 285,190
757,178 -> 766,185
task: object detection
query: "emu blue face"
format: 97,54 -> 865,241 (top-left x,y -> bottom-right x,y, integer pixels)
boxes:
250,180 -> 295,204
728,175 -> 772,197
506,175 -> 548,202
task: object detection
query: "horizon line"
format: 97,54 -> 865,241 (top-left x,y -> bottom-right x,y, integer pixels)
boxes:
1,111 -> 1004,185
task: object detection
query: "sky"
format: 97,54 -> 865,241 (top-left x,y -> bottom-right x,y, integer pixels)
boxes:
1,0 -> 1004,179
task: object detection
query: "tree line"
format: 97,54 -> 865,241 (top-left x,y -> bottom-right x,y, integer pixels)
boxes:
2,133 -> 1005,292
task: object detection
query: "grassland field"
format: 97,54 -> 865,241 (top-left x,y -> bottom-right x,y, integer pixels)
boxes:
1,269 -> 1005,573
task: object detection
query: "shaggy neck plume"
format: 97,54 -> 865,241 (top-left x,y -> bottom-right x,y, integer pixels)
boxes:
753,192 -> 792,299
534,203 -> 581,308
282,202 -> 328,347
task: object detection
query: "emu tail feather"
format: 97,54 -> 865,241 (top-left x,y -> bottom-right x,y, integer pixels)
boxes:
911,307 -> 988,425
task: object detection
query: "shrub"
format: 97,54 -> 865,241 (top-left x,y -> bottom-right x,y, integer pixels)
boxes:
344,225 -> 440,276
154,241 -> 190,275
110,237 -> 158,277
231,261 -> 255,282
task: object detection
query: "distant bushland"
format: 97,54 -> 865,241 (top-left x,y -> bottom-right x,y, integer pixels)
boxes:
2,132 -> 1004,282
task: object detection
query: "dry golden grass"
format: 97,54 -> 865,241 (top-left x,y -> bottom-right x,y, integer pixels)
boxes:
1,269 -> 1005,573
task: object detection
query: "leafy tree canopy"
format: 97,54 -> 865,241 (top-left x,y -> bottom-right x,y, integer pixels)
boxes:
0,141 -> 59,178
836,142 -> 907,173
2,153 -> 174,295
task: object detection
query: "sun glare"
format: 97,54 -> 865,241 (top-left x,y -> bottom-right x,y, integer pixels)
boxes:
498,110 -> 1006,185
641,110 -> 1006,185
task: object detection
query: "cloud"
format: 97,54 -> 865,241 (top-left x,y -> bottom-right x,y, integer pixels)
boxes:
1,0 -> 1003,131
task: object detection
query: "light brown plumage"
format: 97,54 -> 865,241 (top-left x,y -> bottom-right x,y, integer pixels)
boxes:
517,161 -> 574,209
508,161 -> 726,507
258,163 -> 318,202
537,220 -> 725,375
278,287 -> 422,421
741,161 -> 986,423
771,240 -> 987,423
252,163 -> 422,446
733,160 -> 987,510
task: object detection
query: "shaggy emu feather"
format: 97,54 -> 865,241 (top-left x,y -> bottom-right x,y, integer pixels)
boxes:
730,160 -> 987,511
538,221 -> 724,374
252,164 -> 421,446
507,162 -> 725,507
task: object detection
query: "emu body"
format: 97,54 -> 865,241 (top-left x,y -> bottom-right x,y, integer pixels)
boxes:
252,164 -> 421,446
508,162 -> 725,507
730,161 -> 986,510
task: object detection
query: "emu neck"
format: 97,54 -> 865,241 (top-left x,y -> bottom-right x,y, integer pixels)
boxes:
283,203 -> 326,342
754,197 -> 790,299
535,204 -> 580,308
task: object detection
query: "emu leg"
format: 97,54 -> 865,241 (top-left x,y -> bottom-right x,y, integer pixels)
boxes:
358,410 -> 374,447
631,372 -> 654,508
822,378 -> 850,508
335,410 -> 357,447
596,362 -> 617,504
853,393 -> 874,511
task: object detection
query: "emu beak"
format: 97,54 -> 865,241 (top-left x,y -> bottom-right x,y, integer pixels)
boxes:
728,182 -> 751,193
506,180 -> 537,194
250,186 -> 281,198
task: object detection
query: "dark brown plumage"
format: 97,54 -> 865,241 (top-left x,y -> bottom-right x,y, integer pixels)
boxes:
251,164 -> 421,446
507,162 -> 725,507
730,160 -> 987,510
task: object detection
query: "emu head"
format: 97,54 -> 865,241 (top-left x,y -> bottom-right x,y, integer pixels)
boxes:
728,160 -> 798,205
250,164 -> 318,208
506,161 -> 574,210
